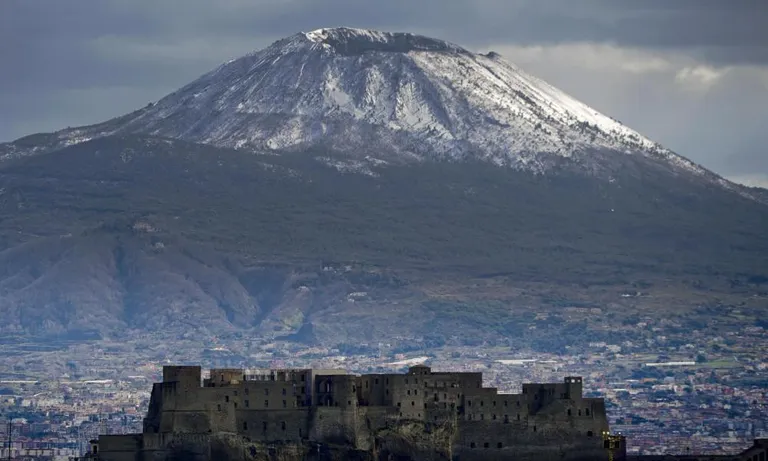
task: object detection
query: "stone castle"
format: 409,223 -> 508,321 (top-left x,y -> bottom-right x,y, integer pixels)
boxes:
87,365 -> 624,460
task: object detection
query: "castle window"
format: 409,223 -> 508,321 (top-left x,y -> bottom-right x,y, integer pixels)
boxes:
245,388 -> 249,395
265,389 -> 269,396
397,402 -> 401,408
578,409 -> 582,416
424,403 -> 428,409
245,400 -> 250,408
480,401 -> 484,407
504,400 -> 508,407
480,414 -> 484,420
414,379 -> 418,384
587,431 -> 593,437
301,374 -> 305,382
586,409 -> 590,416
497,443 -> 503,449
217,404 -> 221,411
264,400 -> 269,408
468,401 -> 472,407
225,396 -> 229,402
375,379 -> 379,385
352,386 -> 356,392
443,403 -> 447,409
411,401 -> 415,406
282,388 -> 287,395
281,422 -> 286,431
567,409 -> 571,416
263,422 -> 267,432
470,443 -> 476,449
234,391 -> 238,396
407,390 -> 411,395
348,401 -> 351,405
517,401 -> 520,407
493,401 -> 496,406
492,414 -> 496,420
444,393 -> 447,399
405,378 -> 409,384
386,389 -> 389,395
365,381 -> 369,389
386,378 -> 389,385
484,443 -> 489,449
533,426 -> 537,432
504,415 -> 509,423
243,422 -> 247,430
414,390 -> 418,395
517,414 -> 520,421
283,400 -> 287,408
234,402 -> 238,409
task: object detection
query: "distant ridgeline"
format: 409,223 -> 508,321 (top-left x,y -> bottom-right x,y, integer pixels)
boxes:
80,365 -> 625,461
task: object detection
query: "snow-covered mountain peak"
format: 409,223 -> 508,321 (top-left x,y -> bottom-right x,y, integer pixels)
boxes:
300,27 -> 465,55
5,27 -> 724,181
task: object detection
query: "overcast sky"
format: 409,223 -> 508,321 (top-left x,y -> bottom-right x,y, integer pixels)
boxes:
1,0 -> 766,186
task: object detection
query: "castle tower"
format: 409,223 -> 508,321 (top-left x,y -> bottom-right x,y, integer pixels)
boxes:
564,376 -> 583,400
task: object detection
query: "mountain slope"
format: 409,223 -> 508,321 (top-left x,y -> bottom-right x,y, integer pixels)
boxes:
1,135 -> 766,341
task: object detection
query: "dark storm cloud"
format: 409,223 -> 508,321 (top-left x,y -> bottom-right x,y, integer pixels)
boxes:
2,1 -> 765,97
3,0 -> 767,72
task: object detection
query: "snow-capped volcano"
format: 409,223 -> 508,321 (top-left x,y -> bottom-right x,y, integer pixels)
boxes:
0,28 -> 708,176
116,27 -> 668,168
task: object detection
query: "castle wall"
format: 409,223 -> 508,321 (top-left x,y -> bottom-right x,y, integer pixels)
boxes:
310,407 -> 360,446
388,374 -> 426,420
207,369 -> 245,387
430,371 -> 483,392
315,375 -> 358,409
455,420 -> 608,461
240,380 -> 305,410
163,366 -> 202,388
357,374 -> 392,407
143,384 -> 164,433
141,433 -> 210,461
204,397 -> 237,433
97,434 -> 143,461
237,409 -> 310,442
